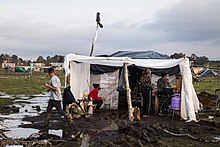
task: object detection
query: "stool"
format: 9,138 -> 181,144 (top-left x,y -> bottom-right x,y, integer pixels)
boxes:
171,106 -> 180,122
159,95 -> 172,115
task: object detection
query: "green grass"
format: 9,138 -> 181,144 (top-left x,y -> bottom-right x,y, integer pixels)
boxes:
193,77 -> 220,94
0,98 -> 14,105
0,70 -> 65,95
0,70 -> 219,96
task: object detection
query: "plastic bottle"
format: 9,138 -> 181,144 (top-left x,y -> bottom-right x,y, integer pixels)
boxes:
88,105 -> 93,115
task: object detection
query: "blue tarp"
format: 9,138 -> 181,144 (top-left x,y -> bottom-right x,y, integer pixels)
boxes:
198,69 -> 218,77
108,51 -> 170,59
94,51 -> 178,75
5,66 -> 11,69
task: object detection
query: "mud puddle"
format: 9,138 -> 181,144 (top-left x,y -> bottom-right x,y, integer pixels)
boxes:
214,136 -> 220,141
0,94 -> 49,138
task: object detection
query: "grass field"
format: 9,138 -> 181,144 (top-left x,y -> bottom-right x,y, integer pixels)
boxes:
0,69 -> 219,95
0,70 -> 65,95
0,98 -> 14,105
193,76 -> 220,94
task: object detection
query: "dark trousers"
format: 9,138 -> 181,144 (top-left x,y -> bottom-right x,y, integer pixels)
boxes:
47,100 -> 66,116
141,89 -> 152,115
93,100 -> 103,110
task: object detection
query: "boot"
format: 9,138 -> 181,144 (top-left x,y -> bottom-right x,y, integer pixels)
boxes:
44,113 -> 51,126
64,113 -> 73,124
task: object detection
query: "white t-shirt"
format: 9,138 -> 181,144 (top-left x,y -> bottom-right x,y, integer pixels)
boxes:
49,75 -> 62,101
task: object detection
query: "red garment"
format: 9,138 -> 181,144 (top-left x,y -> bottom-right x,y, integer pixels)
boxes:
88,88 -> 102,100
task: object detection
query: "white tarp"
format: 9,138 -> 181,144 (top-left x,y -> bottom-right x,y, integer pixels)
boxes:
90,70 -> 119,109
64,53 -> 200,122
69,62 -> 90,100
179,58 -> 200,122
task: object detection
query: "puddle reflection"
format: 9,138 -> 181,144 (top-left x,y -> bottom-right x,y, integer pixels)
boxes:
0,94 -> 49,138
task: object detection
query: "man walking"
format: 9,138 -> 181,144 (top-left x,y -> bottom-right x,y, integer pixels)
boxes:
45,67 -> 72,126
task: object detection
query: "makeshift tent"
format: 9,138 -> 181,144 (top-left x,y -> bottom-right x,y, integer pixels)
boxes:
5,66 -> 11,69
63,53 -> 200,122
25,68 -> 32,73
109,51 -> 179,86
198,68 -> 218,77
192,67 -> 203,75
15,66 -> 25,72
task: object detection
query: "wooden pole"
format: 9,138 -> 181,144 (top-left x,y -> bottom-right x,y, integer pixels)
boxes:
123,63 -> 133,121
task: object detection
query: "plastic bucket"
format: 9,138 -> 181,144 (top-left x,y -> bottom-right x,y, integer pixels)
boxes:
105,104 -> 110,112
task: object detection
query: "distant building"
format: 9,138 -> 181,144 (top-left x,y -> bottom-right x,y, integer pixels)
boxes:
2,61 -> 16,69
49,63 -> 63,70
49,63 -> 63,67
31,63 -> 45,67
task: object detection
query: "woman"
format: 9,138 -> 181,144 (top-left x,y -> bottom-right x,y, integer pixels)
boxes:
140,68 -> 153,117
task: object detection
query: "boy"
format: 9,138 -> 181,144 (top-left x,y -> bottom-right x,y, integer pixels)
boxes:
45,67 -> 72,126
88,83 -> 105,112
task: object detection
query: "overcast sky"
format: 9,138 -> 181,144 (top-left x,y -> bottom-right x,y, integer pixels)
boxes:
0,0 -> 220,60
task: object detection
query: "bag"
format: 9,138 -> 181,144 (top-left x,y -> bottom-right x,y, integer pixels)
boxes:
63,86 -> 75,104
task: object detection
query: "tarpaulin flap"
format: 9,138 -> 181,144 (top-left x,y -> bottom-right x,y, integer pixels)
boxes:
91,65 -> 119,74
152,65 -> 180,76
109,51 -> 170,59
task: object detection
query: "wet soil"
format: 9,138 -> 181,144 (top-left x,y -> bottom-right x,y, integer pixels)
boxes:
1,93 -> 220,146
2,109 -> 220,147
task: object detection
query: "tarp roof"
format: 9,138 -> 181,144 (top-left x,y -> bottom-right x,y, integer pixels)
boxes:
63,53 -> 182,76
107,51 -> 170,59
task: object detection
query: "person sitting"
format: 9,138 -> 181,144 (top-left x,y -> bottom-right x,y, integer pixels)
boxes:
157,72 -> 171,95
88,83 -> 105,112
157,72 -> 172,114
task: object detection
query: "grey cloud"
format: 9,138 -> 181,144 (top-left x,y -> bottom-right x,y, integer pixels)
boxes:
0,0 -> 220,60
141,0 -> 220,43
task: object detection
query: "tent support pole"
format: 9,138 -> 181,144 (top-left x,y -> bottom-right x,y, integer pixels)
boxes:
64,76 -> 67,88
123,63 -> 133,121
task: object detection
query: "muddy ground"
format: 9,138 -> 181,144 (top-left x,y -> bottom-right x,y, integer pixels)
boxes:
1,109 -> 220,147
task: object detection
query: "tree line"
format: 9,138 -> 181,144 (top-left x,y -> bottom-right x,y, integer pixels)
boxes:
169,53 -> 211,65
0,53 -> 218,66
0,54 -> 64,66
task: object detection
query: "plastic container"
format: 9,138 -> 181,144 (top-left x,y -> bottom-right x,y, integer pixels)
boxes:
171,93 -> 181,110
105,104 -> 110,112
88,105 -> 93,115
